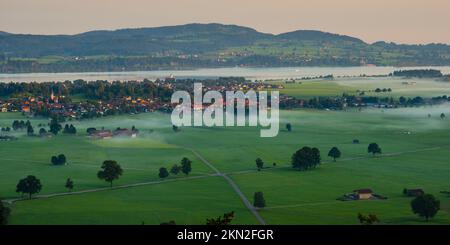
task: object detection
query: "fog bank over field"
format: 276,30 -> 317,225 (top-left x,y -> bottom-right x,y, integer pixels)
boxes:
362,104 -> 450,132
376,104 -> 450,117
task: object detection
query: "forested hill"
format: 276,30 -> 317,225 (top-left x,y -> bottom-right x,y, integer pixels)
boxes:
0,24 -> 270,56
1,23 -> 449,73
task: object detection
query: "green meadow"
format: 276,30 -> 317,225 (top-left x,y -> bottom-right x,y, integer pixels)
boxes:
270,77 -> 450,98
1,102 -> 450,224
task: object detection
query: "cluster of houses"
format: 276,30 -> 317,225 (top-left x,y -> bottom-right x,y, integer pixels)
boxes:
0,93 -> 171,120
88,127 -> 139,139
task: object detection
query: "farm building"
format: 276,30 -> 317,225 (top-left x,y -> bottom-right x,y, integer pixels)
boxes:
21,106 -> 30,113
404,188 -> 424,197
89,130 -> 113,139
353,189 -> 373,200
113,128 -> 138,138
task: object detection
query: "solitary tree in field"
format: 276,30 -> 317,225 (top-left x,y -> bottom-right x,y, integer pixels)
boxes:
368,143 -> 382,156
286,123 -> 292,132
328,147 -> 341,162
16,175 -> 42,199
97,160 -> 123,187
181,157 -> 192,175
0,200 -> 10,225
170,164 -> 181,175
159,167 -> 169,179
411,194 -> 440,221
253,192 -> 266,208
255,158 -> 264,170
65,178 -> 74,192
441,113 -> 446,119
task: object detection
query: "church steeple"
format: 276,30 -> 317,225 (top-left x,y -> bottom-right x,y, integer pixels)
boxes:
50,90 -> 58,103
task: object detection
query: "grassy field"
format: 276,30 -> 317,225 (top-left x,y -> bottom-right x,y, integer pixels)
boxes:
1,77 -> 450,225
1,103 -> 450,224
10,177 -> 258,225
270,77 -> 450,98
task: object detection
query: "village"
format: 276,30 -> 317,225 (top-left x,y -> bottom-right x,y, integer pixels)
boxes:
0,90 -> 172,120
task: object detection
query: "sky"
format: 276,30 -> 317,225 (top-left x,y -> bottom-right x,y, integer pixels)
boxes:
0,0 -> 449,44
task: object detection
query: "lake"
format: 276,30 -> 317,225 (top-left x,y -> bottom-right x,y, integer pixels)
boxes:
1,66 -> 450,83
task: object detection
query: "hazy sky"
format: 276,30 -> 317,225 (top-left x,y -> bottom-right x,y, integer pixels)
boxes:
1,0 -> 449,44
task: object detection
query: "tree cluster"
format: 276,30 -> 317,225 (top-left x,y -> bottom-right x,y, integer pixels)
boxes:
291,147 -> 321,171
51,154 -> 67,165
159,158 -> 192,179
206,211 -> 235,225
63,124 -> 77,134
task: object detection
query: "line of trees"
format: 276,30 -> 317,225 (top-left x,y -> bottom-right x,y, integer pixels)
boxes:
206,211 -> 235,225
159,157 -> 192,179
392,69 -> 443,78
291,143 -> 381,170
0,79 -> 174,101
63,124 -> 77,134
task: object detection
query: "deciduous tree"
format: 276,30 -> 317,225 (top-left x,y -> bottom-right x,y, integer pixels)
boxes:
97,160 -> 123,187
16,175 -> 42,199
253,192 -> 266,208
181,157 -> 192,175
291,146 -> 321,171
328,147 -> 341,162
170,164 -> 181,175
159,167 -> 169,179
411,194 -> 440,221
368,143 -> 382,156
65,178 -> 74,192
255,158 -> 264,170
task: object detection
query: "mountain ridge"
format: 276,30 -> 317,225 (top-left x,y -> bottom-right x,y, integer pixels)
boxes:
2,23 -> 449,45
0,23 -> 449,72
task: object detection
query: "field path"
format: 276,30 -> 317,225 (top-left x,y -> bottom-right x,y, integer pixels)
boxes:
3,145 -> 445,223
187,148 -> 267,225
2,173 -> 218,205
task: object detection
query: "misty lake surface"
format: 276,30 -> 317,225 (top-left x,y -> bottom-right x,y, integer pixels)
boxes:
1,66 -> 450,83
